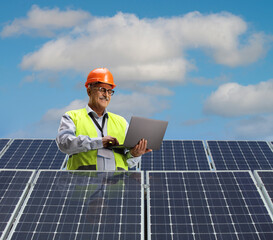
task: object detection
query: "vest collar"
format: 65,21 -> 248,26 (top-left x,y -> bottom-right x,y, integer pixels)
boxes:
86,105 -> 109,119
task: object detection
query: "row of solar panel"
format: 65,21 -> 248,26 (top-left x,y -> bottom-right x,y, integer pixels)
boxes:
1,170 -> 273,240
0,139 -> 66,170
141,140 -> 273,171
0,139 -> 273,171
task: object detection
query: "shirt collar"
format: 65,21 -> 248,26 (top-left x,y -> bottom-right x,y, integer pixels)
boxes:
86,105 -> 108,119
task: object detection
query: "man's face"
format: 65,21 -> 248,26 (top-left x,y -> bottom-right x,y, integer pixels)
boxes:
88,83 -> 113,111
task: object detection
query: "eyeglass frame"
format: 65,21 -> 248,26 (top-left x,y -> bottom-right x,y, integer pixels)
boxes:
89,84 -> 115,96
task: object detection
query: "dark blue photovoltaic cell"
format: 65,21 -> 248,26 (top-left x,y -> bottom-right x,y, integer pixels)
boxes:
256,171 -> 273,204
9,171 -> 143,240
0,139 -> 10,153
148,171 -> 273,240
0,139 -> 66,169
207,141 -> 273,170
0,170 -> 33,240
140,140 -> 210,171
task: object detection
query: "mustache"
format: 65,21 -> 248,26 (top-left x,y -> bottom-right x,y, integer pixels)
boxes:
100,96 -> 109,101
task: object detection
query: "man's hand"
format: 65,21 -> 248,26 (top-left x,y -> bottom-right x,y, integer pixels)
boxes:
130,139 -> 152,157
102,136 -> 119,148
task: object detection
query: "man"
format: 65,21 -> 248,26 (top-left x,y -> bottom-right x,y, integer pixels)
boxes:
56,68 -> 152,170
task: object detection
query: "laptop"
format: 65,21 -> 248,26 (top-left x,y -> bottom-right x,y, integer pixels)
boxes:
110,116 -> 168,150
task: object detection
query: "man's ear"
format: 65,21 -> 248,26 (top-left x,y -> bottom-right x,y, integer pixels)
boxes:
87,87 -> 91,96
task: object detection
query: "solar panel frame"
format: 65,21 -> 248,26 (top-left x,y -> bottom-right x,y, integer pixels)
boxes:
0,169 -> 35,240
254,170 -> 273,216
269,141 -> 273,151
61,159 -> 137,171
0,139 -> 11,157
0,139 -> 67,170
140,140 -> 212,171
207,140 -> 273,170
7,170 -> 144,240
146,170 -> 273,240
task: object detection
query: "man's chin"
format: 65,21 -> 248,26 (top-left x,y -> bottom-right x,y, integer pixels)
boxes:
98,101 -> 109,108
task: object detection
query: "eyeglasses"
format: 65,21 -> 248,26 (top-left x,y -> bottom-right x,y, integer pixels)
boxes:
93,87 -> 115,96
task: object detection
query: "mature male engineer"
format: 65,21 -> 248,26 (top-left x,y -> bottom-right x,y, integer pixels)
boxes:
56,68 -> 152,170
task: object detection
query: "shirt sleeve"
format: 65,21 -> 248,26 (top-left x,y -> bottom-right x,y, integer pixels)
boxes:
55,113 -> 103,156
125,151 -> 142,168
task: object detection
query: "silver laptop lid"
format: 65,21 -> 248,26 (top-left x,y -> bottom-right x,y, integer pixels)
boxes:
123,116 -> 168,150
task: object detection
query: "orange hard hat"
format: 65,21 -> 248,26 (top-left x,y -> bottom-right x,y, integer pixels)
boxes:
85,68 -> 116,89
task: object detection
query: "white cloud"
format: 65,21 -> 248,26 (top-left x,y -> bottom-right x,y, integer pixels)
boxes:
42,99 -> 87,122
113,59 -> 191,83
1,5 -> 90,37
171,12 -> 269,66
204,79 -> 273,117
212,33 -> 268,66
10,8 -> 270,86
233,115 -> 273,140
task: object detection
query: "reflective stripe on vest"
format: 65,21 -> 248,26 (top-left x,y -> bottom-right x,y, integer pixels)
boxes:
66,108 -> 128,170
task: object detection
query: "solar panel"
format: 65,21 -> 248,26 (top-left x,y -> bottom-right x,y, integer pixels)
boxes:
0,139 -> 10,154
0,170 -> 35,240
0,139 -> 66,169
207,141 -> 273,170
7,170 -> 144,240
140,140 -> 211,171
147,171 -> 273,240
254,170 -> 273,215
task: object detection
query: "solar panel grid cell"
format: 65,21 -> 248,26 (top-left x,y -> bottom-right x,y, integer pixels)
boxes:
8,171 -> 143,240
0,139 -> 66,169
141,140 -> 210,171
207,141 -> 273,170
0,170 -> 34,240
147,171 -> 273,240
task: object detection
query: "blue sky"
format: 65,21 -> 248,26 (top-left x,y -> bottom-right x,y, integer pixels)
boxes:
1,0 -> 273,141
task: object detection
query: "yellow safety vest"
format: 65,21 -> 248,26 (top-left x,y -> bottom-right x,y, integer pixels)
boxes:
66,108 -> 128,170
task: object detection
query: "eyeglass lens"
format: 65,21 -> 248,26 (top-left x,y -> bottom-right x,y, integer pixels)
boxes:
98,87 -> 114,96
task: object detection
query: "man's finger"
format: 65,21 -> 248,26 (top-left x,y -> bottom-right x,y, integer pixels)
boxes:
109,137 -> 119,146
103,136 -> 119,147
139,139 -> 147,151
113,138 -> 119,146
143,139 -> 148,150
140,138 -> 145,148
